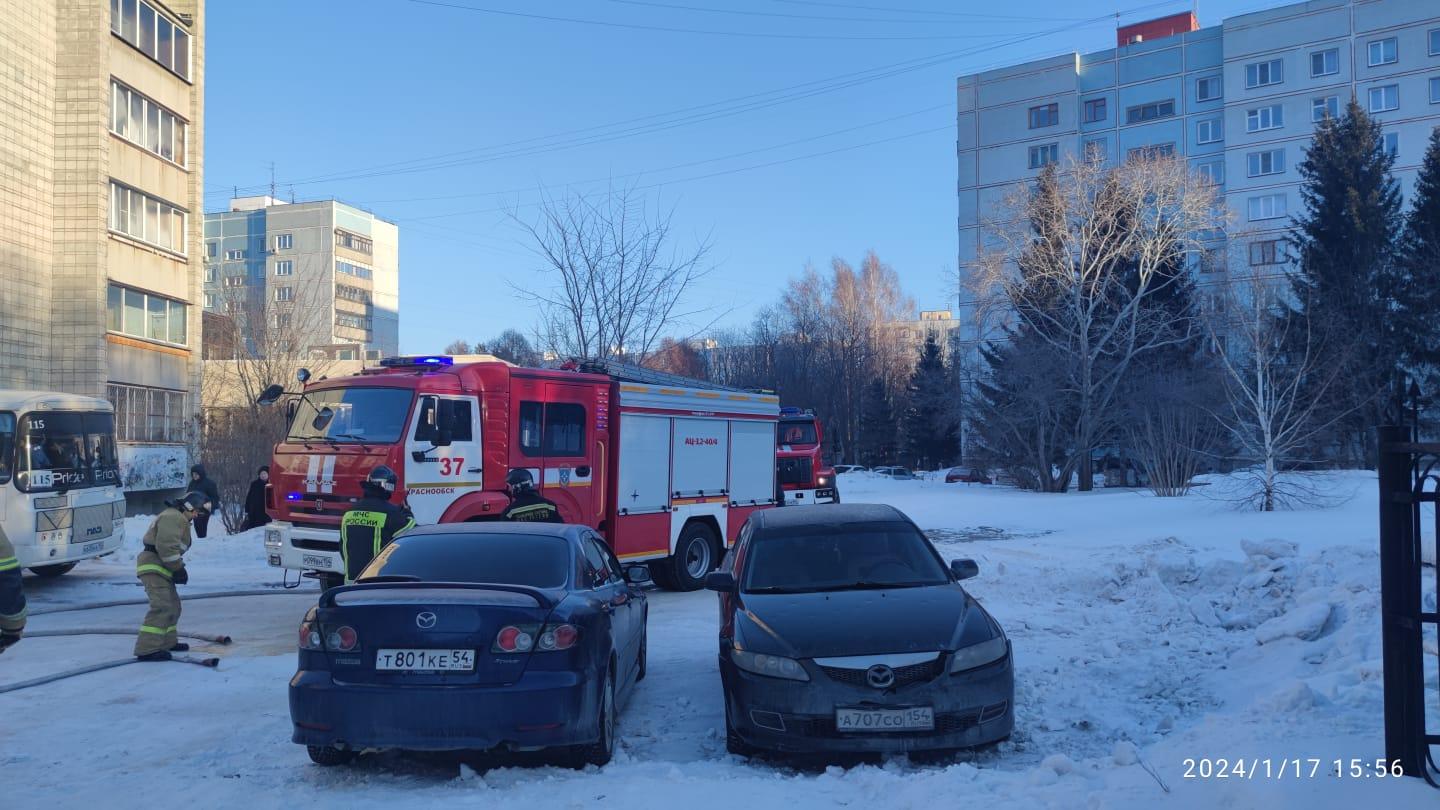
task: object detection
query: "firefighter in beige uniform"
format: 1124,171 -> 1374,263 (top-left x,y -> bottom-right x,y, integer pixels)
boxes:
133,492 -> 209,661
0,525 -> 26,654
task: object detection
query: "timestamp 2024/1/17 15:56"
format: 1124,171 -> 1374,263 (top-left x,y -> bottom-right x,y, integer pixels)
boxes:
1183,758 -> 1407,780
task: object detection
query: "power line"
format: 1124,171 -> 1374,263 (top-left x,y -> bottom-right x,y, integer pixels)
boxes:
406,0 -> 1030,40
214,1 -> 1181,198
602,0 -> 1037,24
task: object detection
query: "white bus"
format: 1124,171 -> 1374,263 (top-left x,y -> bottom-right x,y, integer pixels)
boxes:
0,391 -> 127,577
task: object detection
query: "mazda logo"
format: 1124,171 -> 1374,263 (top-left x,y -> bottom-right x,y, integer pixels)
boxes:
865,664 -> 895,689
415,611 -> 437,629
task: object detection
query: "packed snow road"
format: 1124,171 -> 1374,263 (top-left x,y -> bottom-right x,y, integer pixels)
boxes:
2,472 -> 1435,809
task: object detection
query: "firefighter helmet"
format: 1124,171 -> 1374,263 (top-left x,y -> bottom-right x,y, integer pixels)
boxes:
364,465 -> 398,496
505,468 -> 535,494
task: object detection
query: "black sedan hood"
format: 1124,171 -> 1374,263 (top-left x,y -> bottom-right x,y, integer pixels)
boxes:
736,584 -> 993,659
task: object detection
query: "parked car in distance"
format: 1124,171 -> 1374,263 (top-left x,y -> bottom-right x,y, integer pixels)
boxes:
707,504 -> 1014,757
945,467 -> 992,485
873,466 -> 917,480
833,465 -> 868,474
289,523 -> 648,768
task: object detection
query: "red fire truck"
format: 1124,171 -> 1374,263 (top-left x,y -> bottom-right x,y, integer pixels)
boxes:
775,407 -> 838,505
259,356 -> 780,591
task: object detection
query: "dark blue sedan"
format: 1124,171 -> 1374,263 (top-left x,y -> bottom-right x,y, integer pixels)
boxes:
289,523 -> 648,767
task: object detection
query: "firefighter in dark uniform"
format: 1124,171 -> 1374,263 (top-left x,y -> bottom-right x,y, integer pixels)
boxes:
339,465 -> 415,584
133,492 -> 209,661
500,468 -> 563,523
0,524 -> 26,654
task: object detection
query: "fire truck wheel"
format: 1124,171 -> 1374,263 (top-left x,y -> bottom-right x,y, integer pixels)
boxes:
663,521 -> 720,591
29,563 -> 78,579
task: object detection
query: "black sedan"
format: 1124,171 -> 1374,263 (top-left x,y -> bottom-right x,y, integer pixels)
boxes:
706,503 -> 1013,756
290,523 -> 648,767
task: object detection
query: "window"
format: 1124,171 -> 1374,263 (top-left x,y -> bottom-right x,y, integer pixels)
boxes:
1197,118 -> 1223,144
1249,240 -> 1286,265
111,0 -> 191,80
223,275 -> 245,288
1369,84 -> 1399,113
518,402 -> 542,456
336,284 -> 370,303
110,82 -> 186,166
108,182 -> 185,254
274,260 -> 293,276
1083,137 -> 1107,159
335,229 -> 373,254
335,313 -> 371,331
1312,95 -> 1340,122
1247,149 -> 1285,177
1200,247 -> 1225,274
414,398 -> 474,445
1028,103 -> 1059,129
336,260 -> 373,279
105,283 -> 187,345
1028,143 -> 1058,169
1382,132 -> 1399,157
1127,143 -> 1175,160
225,249 -> 244,260
205,241 -> 216,258
1310,48 -> 1339,77
1246,104 -> 1284,132
1430,76 -> 1440,104
107,383 -> 188,444
1247,193 -> 1287,221
1126,99 -> 1175,124
1245,59 -> 1284,88
1196,76 -> 1221,102
203,293 -> 215,308
274,233 -> 293,250
1431,29 -> 1439,56
203,267 -> 217,283
543,403 -> 586,457
1196,160 -> 1224,185
274,286 -> 293,302
1082,97 -> 1107,123
1368,37 -> 1398,67
274,312 -> 292,329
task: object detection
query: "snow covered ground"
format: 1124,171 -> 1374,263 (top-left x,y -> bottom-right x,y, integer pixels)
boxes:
2,472 -> 1437,809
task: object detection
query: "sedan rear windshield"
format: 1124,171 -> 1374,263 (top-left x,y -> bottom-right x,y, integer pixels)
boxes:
361,533 -> 571,589
744,521 -> 948,593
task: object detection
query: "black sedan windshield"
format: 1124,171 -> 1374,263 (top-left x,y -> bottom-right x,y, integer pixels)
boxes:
362,533 -> 571,589
744,521 -> 949,593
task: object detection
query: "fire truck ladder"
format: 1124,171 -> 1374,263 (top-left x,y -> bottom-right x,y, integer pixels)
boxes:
574,358 -> 745,393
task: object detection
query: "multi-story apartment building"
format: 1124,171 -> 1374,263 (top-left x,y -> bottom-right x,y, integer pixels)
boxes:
956,0 -> 1440,346
202,197 -> 400,360
0,0 -> 205,508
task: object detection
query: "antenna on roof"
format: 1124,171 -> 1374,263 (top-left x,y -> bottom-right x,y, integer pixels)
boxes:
269,162 -> 276,198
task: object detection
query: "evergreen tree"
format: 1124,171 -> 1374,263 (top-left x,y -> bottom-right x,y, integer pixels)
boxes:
969,328 -> 1074,492
902,336 -> 959,469
857,379 -> 895,466
1286,98 -> 1404,466
1396,126 -> 1440,402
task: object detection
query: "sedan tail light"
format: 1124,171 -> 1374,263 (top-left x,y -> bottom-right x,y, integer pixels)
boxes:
326,625 -> 359,652
299,621 -> 323,651
493,623 -> 580,653
299,620 -> 360,652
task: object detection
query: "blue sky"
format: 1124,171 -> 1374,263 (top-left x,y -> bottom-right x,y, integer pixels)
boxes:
205,0 -> 1267,354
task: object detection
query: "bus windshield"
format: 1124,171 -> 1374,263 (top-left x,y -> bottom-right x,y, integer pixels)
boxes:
287,387 -> 412,444
15,411 -> 120,492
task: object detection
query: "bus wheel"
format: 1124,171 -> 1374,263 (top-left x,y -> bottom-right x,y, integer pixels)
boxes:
661,522 -> 719,592
29,562 -> 78,578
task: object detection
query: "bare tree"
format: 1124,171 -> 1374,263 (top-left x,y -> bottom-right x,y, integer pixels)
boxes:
976,153 -> 1227,490
201,277 -> 344,532
510,184 -> 714,361
480,329 -> 542,367
1206,260 -> 1353,511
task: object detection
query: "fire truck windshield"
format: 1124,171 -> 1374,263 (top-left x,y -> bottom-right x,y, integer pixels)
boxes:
287,387 -> 412,444
778,420 -> 818,446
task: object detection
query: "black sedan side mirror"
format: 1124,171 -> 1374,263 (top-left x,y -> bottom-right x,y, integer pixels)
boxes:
950,559 -> 980,581
705,571 -> 737,592
624,565 -> 652,586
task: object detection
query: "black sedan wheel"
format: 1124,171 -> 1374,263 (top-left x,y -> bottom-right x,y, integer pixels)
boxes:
566,670 -> 615,768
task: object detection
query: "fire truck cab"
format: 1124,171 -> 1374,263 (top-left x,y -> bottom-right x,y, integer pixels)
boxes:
775,407 -> 838,505
261,356 -> 780,591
